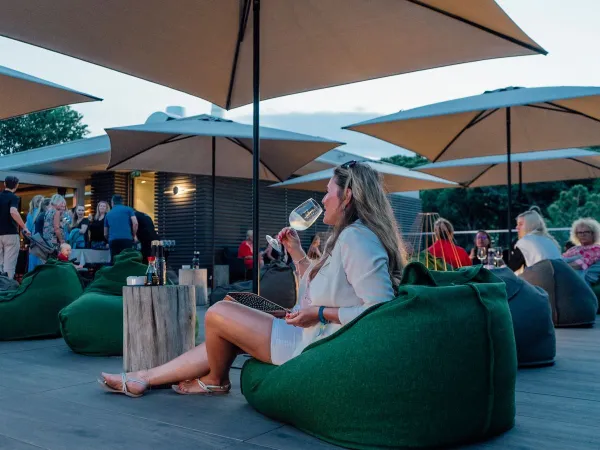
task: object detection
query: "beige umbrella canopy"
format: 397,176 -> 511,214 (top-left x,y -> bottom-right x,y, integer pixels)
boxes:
0,1 -> 544,109
415,148 -> 600,188
0,64 -> 100,120
270,161 -> 457,193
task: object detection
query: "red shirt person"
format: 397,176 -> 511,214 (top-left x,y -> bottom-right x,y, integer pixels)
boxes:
427,218 -> 472,269
238,230 -> 255,270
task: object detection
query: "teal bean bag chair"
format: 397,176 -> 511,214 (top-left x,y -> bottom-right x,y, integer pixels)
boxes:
0,260 -> 83,340
59,250 -> 147,356
241,263 -> 517,449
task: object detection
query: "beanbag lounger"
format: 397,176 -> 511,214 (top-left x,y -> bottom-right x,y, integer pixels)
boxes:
493,267 -> 555,367
59,250 -> 147,355
0,260 -> 83,340
411,250 -> 453,271
520,259 -> 597,327
241,262 -> 517,449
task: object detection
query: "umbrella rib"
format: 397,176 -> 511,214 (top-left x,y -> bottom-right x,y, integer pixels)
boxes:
433,109 -> 490,163
471,108 -> 499,127
568,157 -> 600,171
463,164 -> 497,187
542,102 -> 600,124
106,134 -> 190,170
405,0 -> 547,55
226,137 -> 283,182
225,0 -> 252,110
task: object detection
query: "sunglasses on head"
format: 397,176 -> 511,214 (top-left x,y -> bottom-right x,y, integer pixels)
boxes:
341,160 -> 357,169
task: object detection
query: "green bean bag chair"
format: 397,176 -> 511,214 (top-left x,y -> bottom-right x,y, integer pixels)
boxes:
594,283 -> 600,314
59,250 -> 147,356
493,267 -> 555,367
520,259 -> 597,327
241,263 -> 517,449
0,260 -> 83,340
410,250 -> 454,271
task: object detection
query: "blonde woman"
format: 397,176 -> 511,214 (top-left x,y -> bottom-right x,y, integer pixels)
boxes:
89,201 -> 110,249
428,218 -> 472,268
99,160 -> 406,397
42,194 -> 67,249
508,207 -> 561,272
26,195 -> 44,270
562,218 -> 600,285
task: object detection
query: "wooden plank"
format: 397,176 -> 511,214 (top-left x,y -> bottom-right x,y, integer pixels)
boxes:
123,285 -> 196,372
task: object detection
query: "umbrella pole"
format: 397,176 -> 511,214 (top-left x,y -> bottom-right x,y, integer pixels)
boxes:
518,161 -> 523,199
212,136 -> 216,291
251,0 -> 261,294
506,107 -> 513,249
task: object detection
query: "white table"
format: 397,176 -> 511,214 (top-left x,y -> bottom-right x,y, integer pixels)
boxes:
71,249 -> 111,264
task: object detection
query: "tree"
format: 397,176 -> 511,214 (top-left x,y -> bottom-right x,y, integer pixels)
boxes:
0,106 -> 88,155
381,154 -> 428,169
546,184 -> 600,227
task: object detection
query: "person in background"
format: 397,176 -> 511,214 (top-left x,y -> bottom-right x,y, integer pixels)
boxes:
134,209 -> 158,263
307,234 -> 322,260
26,195 -> 44,271
104,195 -> 138,262
33,198 -> 51,236
507,207 -> 561,272
263,235 -> 289,265
89,201 -> 110,249
58,243 -> 84,269
562,218 -> 600,285
43,194 -> 67,250
68,205 -> 90,249
468,230 -> 492,264
0,176 -> 30,279
238,230 -> 263,273
428,218 -> 472,268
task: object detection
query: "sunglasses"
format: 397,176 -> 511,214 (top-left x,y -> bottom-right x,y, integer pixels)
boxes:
341,160 -> 357,169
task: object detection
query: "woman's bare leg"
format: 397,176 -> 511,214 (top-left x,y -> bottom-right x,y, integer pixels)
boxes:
101,301 -> 273,395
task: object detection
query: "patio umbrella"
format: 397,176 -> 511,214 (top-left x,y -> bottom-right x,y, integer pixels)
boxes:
345,86 -> 600,244
106,114 -> 342,287
0,0 -> 545,291
270,161 -> 457,193
415,148 -> 600,190
0,64 -> 100,120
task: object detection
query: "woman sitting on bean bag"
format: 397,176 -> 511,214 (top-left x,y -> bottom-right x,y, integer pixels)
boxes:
562,217 -> 600,286
98,161 -> 406,397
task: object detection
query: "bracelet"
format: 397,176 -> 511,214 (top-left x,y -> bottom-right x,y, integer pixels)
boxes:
318,306 -> 329,325
293,255 -> 308,265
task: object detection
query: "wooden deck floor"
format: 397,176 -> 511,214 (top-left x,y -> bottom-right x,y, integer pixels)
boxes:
0,314 -> 599,449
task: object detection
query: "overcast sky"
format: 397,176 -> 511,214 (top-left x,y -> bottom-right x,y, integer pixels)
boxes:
1,0 -> 598,159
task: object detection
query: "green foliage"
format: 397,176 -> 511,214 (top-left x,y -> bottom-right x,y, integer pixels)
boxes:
0,106 -> 88,155
381,154 -> 428,169
547,184 -> 600,227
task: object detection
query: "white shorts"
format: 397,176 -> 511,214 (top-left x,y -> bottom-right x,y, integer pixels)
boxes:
270,318 -> 302,366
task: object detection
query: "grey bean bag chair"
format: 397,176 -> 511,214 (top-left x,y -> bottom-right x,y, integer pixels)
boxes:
520,259 -> 598,328
493,267 -> 555,367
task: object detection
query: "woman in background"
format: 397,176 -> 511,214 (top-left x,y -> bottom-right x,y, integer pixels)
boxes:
428,218 -> 471,268
26,195 -> 44,271
43,194 -> 67,250
468,230 -> 492,265
89,201 -> 110,249
68,205 -> 90,249
562,218 -> 600,286
307,234 -> 322,260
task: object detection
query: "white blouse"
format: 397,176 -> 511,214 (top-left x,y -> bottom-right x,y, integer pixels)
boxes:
516,233 -> 561,268
292,220 -> 394,357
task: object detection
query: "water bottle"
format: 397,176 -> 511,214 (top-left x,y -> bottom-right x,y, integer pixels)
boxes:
156,241 -> 167,285
192,251 -> 200,269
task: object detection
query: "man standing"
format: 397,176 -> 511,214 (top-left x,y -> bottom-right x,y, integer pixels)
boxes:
134,209 -> 158,263
0,176 -> 30,278
104,194 -> 138,262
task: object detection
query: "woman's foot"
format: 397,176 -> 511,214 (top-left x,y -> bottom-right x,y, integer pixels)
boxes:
99,371 -> 150,397
172,377 -> 231,395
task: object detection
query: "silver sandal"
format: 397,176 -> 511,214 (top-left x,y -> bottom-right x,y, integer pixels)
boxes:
171,379 -> 231,395
97,373 -> 149,398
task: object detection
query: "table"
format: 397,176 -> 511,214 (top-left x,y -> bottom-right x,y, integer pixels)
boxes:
179,268 -> 208,306
71,249 -> 111,264
123,285 -> 196,372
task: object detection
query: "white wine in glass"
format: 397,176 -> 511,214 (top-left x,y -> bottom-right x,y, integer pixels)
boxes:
266,198 -> 323,252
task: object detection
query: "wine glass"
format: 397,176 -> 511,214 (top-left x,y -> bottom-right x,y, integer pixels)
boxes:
494,247 -> 504,267
266,198 -> 323,252
476,247 -> 487,265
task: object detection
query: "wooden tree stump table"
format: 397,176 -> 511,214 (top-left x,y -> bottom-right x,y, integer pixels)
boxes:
178,268 -> 208,306
213,264 -> 229,287
123,285 -> 196,372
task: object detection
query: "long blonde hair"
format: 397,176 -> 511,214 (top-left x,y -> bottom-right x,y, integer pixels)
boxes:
28,195 -> 44,215
95,201 -> 111,221
33,198 -> 51,223
309,162 -> 406,290
517,207 -> 559,248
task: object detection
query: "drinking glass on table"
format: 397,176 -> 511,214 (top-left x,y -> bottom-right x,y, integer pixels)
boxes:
476,247 -> 488,265
494,247 -> 504,267
266,198 -> 323,253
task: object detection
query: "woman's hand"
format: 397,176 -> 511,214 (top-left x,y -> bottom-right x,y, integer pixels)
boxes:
277,227 -> 303,257
285,306 -> 320,328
